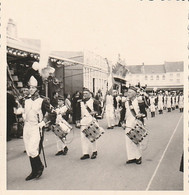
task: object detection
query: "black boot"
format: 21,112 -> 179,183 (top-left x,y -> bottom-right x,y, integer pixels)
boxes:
35,155 -> 44,179
153,112 -> 155,117
91,151 -> 97,159
63,146 -> 68,155
25,157 -> 37,181
80,154 -> 90,160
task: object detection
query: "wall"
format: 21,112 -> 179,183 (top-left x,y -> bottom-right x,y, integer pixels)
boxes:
64,64 -> 83,96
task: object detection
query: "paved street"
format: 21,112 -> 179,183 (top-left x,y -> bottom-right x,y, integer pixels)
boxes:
7,109 -> 183,191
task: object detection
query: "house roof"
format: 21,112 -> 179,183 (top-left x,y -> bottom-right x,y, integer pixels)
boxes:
144,65 -> 165,74
51,51 -> 84,63
126,62 -> 184,74
164,61 -> 184,72
7,37 -> 40,53
127,65 -> 142,74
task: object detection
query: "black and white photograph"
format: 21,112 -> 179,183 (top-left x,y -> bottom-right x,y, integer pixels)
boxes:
2,0 -> 188,193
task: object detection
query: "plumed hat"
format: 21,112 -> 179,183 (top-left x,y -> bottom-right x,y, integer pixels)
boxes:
25,62 -> 43,88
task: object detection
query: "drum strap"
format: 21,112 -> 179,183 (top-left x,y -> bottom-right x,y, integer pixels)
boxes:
128,100 -> 137,119
84,103 -> 93,114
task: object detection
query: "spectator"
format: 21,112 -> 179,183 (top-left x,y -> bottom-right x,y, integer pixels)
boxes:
50,91 -> 59,108
7,87 -> 17,141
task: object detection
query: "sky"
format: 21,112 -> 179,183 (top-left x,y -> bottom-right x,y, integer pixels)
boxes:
5,0 -> 188,65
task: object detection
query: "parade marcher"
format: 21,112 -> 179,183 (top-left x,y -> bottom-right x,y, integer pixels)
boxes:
7,87 -> 18,141
54,97 -> 69,156
175,92 -> 179,109
157,90 -> 164,114
105,91 -> 115,129
124,86 -> 145,165
171,92 -> 176,111
149,93 -> 156,117
179,92 -> 184,112
22,64 -> 56,181
167,92 -> 172,112
163,92 -> 167,110
79,88 -> 99,160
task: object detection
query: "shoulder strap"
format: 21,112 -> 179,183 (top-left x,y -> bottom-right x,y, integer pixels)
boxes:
128,100 -> 137,118
84,103 -> 92,113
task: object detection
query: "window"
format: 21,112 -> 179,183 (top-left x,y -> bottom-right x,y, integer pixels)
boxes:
156,75 -> 159,80
162,75 -> 165,80
145,75 -> 148,80
150,75 -> 153,80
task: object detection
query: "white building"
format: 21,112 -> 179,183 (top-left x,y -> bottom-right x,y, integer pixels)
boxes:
126,62 -> 184,91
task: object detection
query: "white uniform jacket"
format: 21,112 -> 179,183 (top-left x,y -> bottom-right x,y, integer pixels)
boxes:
23,97 -> 44,158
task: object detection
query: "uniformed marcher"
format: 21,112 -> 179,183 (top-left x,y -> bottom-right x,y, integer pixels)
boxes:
179,92 -> 184,112
157,90 -> 164,114
149,93 -> 156,117
124,86 -> 145,165
54,97 -> 69,156
23,62 -> 56,181
167,92 -> 172,112
79,88 -> 99,160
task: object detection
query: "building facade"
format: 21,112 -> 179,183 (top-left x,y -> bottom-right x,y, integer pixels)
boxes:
126,62 -> 184,91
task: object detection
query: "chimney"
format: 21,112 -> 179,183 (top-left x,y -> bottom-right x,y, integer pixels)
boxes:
7,18 -> 17,38
141,62 -> 145,74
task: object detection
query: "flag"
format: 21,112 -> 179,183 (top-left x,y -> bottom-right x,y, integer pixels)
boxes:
106,59 -> 114,92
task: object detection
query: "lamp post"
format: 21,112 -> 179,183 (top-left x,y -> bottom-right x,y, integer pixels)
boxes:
41,65 -> 55,97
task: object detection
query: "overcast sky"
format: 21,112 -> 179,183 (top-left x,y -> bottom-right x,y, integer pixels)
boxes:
5,0 -> 188,65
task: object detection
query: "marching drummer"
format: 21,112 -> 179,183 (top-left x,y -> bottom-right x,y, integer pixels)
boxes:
124,86 -> 144,165
54,97 -> 69,156
79,88 -> 99,160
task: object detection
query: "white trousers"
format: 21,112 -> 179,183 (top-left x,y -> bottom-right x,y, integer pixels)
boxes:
106,106 -> 115,127
158,102 -> 163,110
23,122 -> 40,158
125,130 -> 141,160
80,125 -> 97,155
114,109 -> 121,125
56,136 -> 66,151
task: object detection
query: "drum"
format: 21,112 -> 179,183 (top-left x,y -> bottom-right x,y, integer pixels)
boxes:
52,121 -> 72,142
82,118 -> 105,143
126,120 -> 148,145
